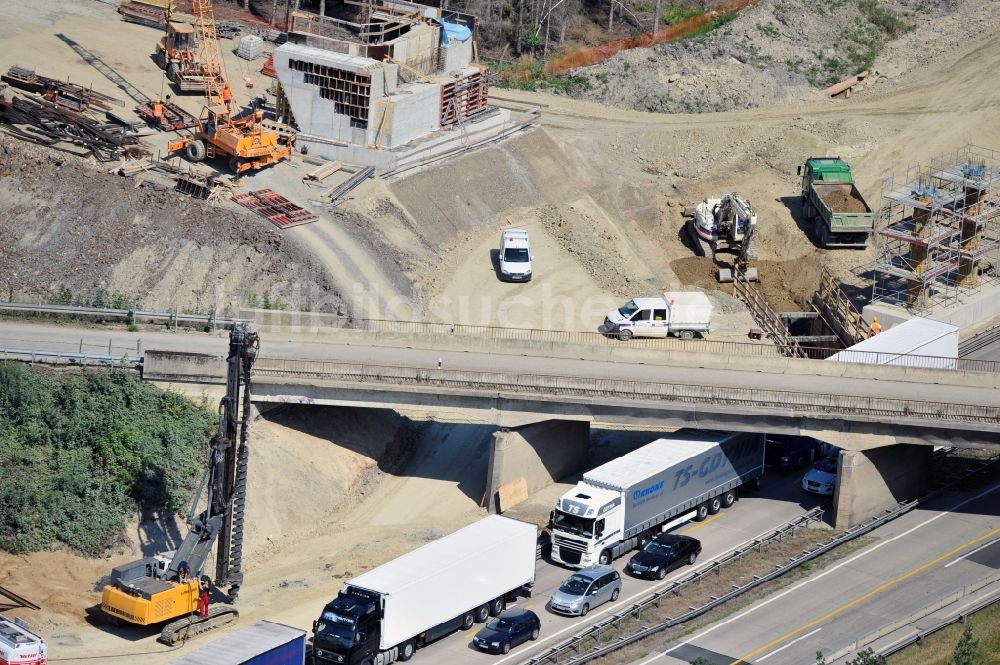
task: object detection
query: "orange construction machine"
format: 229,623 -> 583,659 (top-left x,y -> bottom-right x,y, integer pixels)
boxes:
166,0 -> 290,173
100,324 -> 259,644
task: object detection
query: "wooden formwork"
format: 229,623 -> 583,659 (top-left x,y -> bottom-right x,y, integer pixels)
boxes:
439,71 -> 489,127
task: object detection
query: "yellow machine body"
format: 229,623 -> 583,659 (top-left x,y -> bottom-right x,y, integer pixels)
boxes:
100,579 -> 198,626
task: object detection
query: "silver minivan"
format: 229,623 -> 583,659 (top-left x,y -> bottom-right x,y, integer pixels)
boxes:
548,565 -> 621,617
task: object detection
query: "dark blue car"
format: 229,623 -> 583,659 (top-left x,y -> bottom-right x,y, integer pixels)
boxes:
472,608 -> 540,654
765,435 -> 819,472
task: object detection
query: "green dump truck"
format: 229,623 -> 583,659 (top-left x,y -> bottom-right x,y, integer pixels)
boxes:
798,157 -> 875,248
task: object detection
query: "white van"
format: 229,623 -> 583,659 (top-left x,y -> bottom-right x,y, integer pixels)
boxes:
499,229 -> 533,282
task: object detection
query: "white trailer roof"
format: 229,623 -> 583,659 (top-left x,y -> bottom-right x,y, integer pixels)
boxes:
661,291 -> 711,308
828,317 -> 958,360
349,515 -> 535,594
168,621 -> 303,664
584,430 -> 732,490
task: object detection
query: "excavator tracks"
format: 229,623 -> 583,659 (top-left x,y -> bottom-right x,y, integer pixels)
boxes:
158,605 -> 239,645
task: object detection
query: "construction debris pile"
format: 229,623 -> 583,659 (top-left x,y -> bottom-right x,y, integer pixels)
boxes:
0,90 -> 141,161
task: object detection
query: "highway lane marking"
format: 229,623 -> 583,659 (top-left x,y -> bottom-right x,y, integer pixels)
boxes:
944,536 -> 1000,568
639,479 -> 1000,664
679,513 -> 725,534
728,524 -> 1000,665
755,628 -> 822,662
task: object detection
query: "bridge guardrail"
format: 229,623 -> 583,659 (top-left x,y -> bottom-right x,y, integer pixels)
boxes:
0,302 -> 246,328
252,358 -> 1000,424
0,346 -> 141,368
3,302 -> 996,374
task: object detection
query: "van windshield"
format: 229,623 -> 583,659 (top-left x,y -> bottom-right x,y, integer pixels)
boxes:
618,300 -> 639,318
503,248 -> 529,262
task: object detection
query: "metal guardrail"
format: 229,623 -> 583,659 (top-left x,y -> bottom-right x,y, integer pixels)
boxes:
4,302 -> 998,373
252,358 -> 1000,424
0,302 -> 247,328
959,323 -> 1000,358
830,571 -> 1000,663
0,347 -> 141,368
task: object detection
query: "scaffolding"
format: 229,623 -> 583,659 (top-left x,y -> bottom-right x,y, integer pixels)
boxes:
871,144 -> 1000,312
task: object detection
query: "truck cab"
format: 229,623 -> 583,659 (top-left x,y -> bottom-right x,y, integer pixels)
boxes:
313,589 -> 381,665
551,485 -> 624,568
499,229 -> 533,282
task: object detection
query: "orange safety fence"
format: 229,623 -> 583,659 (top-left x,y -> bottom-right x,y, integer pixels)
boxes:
502,0 -> 759,81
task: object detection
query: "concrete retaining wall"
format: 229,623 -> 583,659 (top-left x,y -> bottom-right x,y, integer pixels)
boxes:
833,444 -> 932,529
144,349 -> 224,383
485,420 -> 590,513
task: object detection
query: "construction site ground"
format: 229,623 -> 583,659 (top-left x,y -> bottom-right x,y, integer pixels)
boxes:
2,0 -> 1000,662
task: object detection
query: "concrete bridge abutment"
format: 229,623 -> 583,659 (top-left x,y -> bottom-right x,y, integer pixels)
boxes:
485,420 -> 590,514
832,444 -> 933,529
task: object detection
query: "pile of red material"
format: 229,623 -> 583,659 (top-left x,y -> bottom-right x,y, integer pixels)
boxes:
232,188 -> 318,229
261,53 -> 277,78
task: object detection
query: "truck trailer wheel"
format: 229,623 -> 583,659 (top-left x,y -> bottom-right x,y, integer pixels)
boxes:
399,640 -> 415,661
488,597 -> 505,616
693,503 -> 710,522
461,611 -> 475,630
708,497 -> 722,515
475,604 -> 489,623
721,490 -> 737,508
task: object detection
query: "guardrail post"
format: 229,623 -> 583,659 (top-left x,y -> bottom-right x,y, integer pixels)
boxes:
108,339 -> 112,356
79,338 -> 84,354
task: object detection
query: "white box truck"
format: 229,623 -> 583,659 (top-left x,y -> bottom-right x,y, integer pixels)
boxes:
312,515 -> 537,665
499,229 -> 533,282
550,430 -> 765,568
602,291 -> 712,341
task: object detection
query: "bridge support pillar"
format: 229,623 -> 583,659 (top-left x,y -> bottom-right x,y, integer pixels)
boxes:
832,444 -> 932,529
486,420 -> 590,514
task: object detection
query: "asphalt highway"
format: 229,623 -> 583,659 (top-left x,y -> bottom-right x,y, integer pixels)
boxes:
635,479 -> 1000,665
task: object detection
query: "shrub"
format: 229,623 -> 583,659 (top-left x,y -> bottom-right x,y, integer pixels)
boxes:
0,365 -> 214,556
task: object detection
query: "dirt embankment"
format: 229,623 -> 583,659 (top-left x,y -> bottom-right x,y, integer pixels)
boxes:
0,138 -> 343,315
671,255 -> 824,312
572,0 -> 990,114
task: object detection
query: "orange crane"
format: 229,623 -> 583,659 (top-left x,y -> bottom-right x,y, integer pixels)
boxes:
167,0 -> 291,173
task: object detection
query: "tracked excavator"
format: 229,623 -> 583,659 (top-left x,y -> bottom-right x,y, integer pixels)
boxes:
685,192 -> 759,283
99,324 -> 259,645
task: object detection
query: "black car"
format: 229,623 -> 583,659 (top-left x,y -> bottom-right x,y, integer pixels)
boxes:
472,608 -> 541,654
626,534 -> 702,580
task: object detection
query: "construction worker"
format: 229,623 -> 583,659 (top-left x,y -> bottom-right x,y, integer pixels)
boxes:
152,97 -> 164,121
175,560 -> 190,583
221,83 -> 233,104
198,576 -> 211,617
868,316 -> 882,336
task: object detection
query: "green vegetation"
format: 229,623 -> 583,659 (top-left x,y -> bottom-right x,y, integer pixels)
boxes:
757,23 -> 781,39
662,1 -> 702,25
0,364 -> 214,556
888,607 -> 1000,665
50,285 -> 132,309
247,290 -> 288,310
802,0 -> 912,87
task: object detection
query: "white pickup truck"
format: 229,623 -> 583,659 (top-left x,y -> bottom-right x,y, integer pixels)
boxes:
602,291 -> 712,340
499,229 -> 533,282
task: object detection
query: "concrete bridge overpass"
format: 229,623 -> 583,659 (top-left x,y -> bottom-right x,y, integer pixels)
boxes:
2,319 -> 997,528
141,326 -> 1000,451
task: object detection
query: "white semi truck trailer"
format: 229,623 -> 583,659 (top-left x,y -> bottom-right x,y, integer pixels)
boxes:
311,515 -> 537,665
551,430 -> 765,568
